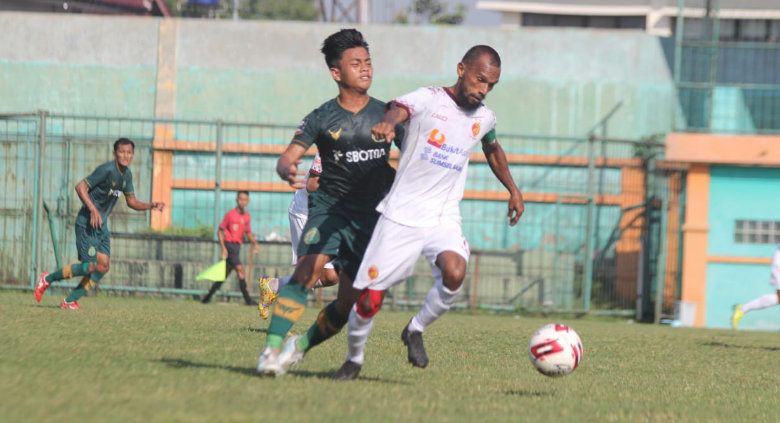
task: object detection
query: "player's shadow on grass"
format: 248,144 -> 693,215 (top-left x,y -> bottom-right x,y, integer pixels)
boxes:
247,327 -> 267,334
504,389 -> 553,397
158,358 -> 257,377
287,369 -> 409,385
27,305 -> 63,309
157,358 -> 407,384
702,341 -> 780,352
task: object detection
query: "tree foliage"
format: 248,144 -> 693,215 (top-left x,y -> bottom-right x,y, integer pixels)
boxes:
398,0 -> 465,25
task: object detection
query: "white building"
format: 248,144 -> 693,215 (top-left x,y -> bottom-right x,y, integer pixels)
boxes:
477,0 -> 780,39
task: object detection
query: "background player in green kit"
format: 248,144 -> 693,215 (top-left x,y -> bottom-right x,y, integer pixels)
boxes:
256,29 -> 400,376
34,138 -> 165,310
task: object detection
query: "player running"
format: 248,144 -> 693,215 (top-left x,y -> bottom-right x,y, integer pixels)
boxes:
34,138 -> 165,309
255,29 -> 400,376
332,45 -> 525,379
731,245 -> 780,329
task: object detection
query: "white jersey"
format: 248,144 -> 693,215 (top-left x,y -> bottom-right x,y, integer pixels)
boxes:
376,87 -> 497,227
288,152 -> 322,216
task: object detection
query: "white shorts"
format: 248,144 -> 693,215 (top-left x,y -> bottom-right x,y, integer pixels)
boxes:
288,211 -> 308,265
353,215 -> 470,291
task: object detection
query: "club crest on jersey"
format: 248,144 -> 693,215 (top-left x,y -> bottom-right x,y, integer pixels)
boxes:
328,127 -> 343,141
426,129 -> 446,148
303,228 -> 320,245
368,265 -> 379,280
471,121 -> 481,138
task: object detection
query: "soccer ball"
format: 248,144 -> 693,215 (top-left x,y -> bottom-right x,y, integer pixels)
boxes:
528,323 -> 583,377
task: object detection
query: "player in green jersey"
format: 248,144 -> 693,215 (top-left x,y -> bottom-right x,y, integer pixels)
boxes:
256,29 -> 401,376
34,138 -> 165,309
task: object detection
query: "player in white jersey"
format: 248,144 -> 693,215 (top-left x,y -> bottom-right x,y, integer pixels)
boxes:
331,45 -> 525,379
258,152 -> 340,319
730,245 -> 780,329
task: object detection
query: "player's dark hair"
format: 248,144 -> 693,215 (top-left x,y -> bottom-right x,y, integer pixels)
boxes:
237,190 -> 249,197
321,28 -> 369,69
113,138 -> 135,152
462,45 -> 501,68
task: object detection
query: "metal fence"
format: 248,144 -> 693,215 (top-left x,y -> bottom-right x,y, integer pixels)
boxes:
674,0 -> 780,133
0,112 -> 683,319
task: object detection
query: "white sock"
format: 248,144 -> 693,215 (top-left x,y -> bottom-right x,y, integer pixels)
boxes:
741,293 -> 779,313
408,277 -> 461,333
346,306 -> 374,365
274,275 -> 291,293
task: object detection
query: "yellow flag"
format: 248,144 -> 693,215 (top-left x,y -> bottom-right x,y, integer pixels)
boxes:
196,260 -> 227,282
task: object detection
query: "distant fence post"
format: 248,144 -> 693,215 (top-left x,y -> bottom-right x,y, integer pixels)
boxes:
582,135 -> 596,312
212,119 -> 224,262
30,110 -> 47,288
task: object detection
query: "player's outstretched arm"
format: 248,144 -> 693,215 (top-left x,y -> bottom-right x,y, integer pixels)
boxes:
276,143 -> 307,189
483,139 -> 524,226
371,102 -> 409,143
125,194 -> 164,212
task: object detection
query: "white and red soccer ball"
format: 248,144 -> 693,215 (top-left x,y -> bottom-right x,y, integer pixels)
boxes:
528,323 -> 584,377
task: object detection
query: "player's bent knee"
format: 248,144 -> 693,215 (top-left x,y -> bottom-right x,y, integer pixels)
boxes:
356,289 -> 384,319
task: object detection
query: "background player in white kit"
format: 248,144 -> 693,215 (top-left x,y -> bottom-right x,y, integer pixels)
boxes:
731,245 -> 780,329
332,45 -> 525,379
258,152 -> 340,319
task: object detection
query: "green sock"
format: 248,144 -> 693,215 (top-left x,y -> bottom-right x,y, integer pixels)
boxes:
46,262 -> 91,283
65,282 -> 88,302
300,301 -> 348,353
90,271 -> 105,284
265,281 -> 308,349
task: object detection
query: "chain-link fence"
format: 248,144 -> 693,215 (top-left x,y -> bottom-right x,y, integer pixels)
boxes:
0,112 -> 683,319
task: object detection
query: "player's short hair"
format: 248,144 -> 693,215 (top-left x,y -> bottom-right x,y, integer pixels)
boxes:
462,45 -> 501,68
321,28 -> 369,69
113,138 -> 135,152
237,190 -> 249,197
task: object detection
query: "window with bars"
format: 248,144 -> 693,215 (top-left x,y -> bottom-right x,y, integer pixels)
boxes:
734,220 -> 780,244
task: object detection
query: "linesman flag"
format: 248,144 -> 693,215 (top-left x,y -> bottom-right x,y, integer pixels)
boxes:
196,260 -> 227,282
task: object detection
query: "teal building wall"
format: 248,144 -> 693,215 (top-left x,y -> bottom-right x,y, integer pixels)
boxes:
705,166 -> 780,330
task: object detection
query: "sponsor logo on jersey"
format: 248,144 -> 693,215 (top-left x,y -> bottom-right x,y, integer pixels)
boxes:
432,112 -> 448,122
368,265 -> 379,280
328,127 -> 343,141
346,148 -> 386,163
426,129 -> 446,148
303,227 -> 320,245
108,188 -> 122,198
471,121 -> 481,137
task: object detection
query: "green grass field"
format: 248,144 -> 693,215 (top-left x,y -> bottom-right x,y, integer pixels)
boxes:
2,291 -> 778,422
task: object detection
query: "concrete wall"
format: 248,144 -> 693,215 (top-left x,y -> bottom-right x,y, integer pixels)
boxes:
1,12 -> 676,139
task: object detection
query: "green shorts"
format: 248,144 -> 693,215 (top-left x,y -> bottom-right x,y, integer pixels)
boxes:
296,191 -> 380,280
75,223 -> 111,262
